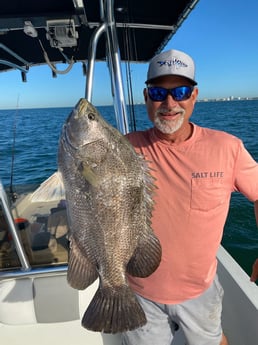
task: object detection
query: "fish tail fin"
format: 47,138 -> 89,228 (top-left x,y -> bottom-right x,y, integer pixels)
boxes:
82,285 -> 146,333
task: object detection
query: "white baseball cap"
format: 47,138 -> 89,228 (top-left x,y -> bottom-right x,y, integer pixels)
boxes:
146,49 -> 197,85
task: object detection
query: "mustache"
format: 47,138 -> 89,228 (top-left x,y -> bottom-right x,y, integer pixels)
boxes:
155,106 -> 184,114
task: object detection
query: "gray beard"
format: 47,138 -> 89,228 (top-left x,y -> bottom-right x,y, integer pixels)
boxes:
154,113 -> 185,134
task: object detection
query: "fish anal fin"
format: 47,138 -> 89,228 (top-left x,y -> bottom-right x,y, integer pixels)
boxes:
67,237 -> 98,290
82,285 -> 146,333
126,233 -> 162,278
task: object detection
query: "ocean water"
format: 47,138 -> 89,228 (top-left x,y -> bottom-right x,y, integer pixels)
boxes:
0,100 -> 258,277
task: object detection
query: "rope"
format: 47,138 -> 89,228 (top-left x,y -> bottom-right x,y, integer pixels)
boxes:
38,39 -> 75,75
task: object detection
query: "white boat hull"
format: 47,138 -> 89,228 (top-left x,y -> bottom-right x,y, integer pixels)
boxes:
0,246 -> 257,345
218,246 -> 258,344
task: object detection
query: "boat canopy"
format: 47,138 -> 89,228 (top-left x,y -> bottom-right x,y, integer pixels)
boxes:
0,0 -> 199,74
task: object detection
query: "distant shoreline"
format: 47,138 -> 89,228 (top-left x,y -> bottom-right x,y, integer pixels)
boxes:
0,98 -> 258,111
197,97 -> 258,102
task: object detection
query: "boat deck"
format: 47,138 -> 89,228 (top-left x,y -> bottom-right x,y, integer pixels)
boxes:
0,190 -> 258,345
0,194 -> 69,271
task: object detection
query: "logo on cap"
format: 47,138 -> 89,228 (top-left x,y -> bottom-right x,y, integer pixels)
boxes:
157,58 -> 188,69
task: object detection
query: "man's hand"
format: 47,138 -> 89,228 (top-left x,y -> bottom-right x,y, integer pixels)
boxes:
250,259 -> 258,282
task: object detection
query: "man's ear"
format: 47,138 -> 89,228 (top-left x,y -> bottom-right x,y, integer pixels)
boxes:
143,88 -> 148,102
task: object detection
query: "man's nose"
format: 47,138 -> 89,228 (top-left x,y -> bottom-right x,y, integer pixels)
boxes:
163,93 -> 178,106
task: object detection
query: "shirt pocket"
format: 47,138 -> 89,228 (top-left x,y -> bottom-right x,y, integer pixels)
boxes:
190,178 -> 228,211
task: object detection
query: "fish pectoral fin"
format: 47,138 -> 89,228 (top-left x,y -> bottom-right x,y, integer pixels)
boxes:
127,232 -> 162,278
79,162 -> 100,187
67,237 -> 98,290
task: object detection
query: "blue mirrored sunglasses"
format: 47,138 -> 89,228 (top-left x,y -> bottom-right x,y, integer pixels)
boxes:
147,86 -> 194,102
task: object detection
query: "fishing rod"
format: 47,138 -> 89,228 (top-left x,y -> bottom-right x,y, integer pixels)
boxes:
9,96 -> 19,202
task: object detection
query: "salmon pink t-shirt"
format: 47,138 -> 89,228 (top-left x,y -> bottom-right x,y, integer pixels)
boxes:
126,124 -> 258,304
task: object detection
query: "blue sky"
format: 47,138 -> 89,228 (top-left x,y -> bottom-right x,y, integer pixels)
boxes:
0,0 -> 258,109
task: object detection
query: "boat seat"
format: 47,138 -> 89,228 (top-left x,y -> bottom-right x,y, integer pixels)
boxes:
48,208 -> 69,248
16,210 -> 69,266
18,221 -> 60,265
34,275 -> 80,323
0,275 -> 80,325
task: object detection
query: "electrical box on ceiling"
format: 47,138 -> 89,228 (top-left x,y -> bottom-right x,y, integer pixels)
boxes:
46,19 -> 78,48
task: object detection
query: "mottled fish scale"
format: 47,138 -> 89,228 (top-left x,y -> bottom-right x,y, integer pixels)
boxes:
58,98 -> 161,333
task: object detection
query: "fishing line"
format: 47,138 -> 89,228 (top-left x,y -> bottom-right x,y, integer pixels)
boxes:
9,95 -> 19,202
122,19 -> 137,132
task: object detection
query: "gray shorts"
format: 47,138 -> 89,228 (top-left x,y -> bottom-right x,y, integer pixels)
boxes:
121,276 -> 224,345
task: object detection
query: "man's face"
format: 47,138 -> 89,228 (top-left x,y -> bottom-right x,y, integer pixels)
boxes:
144,75 -> 198,137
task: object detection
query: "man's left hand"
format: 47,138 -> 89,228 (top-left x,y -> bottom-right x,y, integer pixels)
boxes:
250,259 -> 258,282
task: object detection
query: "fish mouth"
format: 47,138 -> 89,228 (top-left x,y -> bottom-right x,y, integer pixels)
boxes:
75,98 -> 92,118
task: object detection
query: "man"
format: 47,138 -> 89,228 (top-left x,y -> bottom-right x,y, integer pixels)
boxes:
251,258 -> 258,282
122,49 -> 258,345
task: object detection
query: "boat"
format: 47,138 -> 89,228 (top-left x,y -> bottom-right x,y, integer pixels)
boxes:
0,1 -> 257,344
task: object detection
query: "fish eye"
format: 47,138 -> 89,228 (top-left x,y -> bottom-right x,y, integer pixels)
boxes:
88,113 -> 95,121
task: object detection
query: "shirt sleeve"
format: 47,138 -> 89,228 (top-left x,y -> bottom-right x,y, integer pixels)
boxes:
234,141 -> 258,201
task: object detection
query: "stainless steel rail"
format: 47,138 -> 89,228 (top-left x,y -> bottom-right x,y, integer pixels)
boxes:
0,265 -> 67,281
1,0 -> 130,281
104,0 -> 129,134
85,0 -> 129,134
0,180 -> 31,271
85,23 -> 106,101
